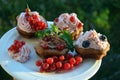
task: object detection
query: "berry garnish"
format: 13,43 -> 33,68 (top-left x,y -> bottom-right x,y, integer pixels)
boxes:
75,56 -> 83,63
25,8 -> 47,31
53,56 -> 58,62
36,60 -> 42,66
42,44 -> 48,49
42,63 -> 49,70
99,35 -> 107,41
8,40 -> 25,53
64,63 -> 71,70
77,22 -> 82,28
82,40 -> 90,48
57,44 -> 64,50
69,58 -> 76,65
65,53 -> 73,60
50,64 -> 56,71
35,54 -> 83,73
56,61 -> 62,68
70,16 -> 75,23
46,58 -> 54,64
59,55 -> 65,61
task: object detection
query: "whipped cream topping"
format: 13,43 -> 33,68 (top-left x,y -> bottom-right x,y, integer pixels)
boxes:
75,30 -> 109,50
17,11 -> 45,33
8,45 -> 31,63
54,13 -> 83,33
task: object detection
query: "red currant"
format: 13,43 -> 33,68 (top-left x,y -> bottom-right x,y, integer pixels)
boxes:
32,14 -> 38,19
36,60 -> 42,67
53,56 -> 58,62
56,61 -> 62,68
40,67 -> 45,73
46,58 -> 54,64
70,16 -> 75,23
75,56 -> 83,63
77,22 -> 82,28
42,63 -> 49,70
69,58 -> 76,65
70,64 -> 74,69
50,64 -> 56,71
59,55 -> 65,61
65,53 -> 73,60
64,63 -> 71,70
57,44 -> 64,50
42,44 -> 48,49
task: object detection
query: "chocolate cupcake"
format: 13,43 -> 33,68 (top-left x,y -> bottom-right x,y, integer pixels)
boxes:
35,35 -> 68,58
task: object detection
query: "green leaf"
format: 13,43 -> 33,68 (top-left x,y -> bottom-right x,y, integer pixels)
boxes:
51,24 -> 60,34
60,30 -> 74,52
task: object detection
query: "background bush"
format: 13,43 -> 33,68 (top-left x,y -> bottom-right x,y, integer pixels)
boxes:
0,0 -> 120,80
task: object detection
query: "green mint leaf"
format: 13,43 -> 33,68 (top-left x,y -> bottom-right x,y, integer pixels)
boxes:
60,30 -> 74,52
51,24 -> 60,34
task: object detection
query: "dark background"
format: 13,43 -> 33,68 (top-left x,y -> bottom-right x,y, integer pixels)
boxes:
0,0 -> 120,80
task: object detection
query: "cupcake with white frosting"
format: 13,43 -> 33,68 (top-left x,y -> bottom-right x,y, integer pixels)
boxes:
17,7 -> 47,38
75,29 -> 110,60
54,13 -> 83,40
8,40 -> 31,63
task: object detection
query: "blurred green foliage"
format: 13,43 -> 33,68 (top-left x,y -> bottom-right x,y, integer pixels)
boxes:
0,0 -> 120,80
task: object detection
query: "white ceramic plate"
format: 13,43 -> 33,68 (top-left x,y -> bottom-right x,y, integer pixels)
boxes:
0,21 -> 101,80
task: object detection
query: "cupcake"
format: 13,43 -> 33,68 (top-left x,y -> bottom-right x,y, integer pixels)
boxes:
54,13 -> 83,40
17,8 -> 47,38
35,35 -> 68,58
75,30 -> 110,60
8,40 -> 31,63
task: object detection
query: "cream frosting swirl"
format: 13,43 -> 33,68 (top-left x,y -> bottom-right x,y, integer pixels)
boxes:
17,11 -> 43,33
8,45 -> 31,63
75,30 -> 109,50
54,13 -> 83,33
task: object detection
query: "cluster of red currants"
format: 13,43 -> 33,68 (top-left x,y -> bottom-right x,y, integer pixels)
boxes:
36,53 -> 83,73
25,8 -> 47,31
8,40 -> 25,53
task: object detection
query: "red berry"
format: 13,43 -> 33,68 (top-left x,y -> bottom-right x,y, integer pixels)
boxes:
57,44 -> 64,50
16,43 -> 22,48
74,61 -> 80,66
21,41 -> 25,45
40,68 -> 45,73
70,64 -> 74,69
32,14 -> 38,19
65,53 -> 73,60
54,18 -> 59,22
50,64 -> 56,71
75,56 -> 83,63
42,63 -> 49,70
77,22 -> 82,28
56,67 -> 64,73
53,56 -> 58,62
69,58 -> 76,65
46,58 -> 54,64
36,60 -> 42,67
56,61 -> 62,68
70,16 -> 75,23
14,40 -> 19,45
64,63 -> 71,70
59,55 -> 65,61
42,44 -> 48,49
